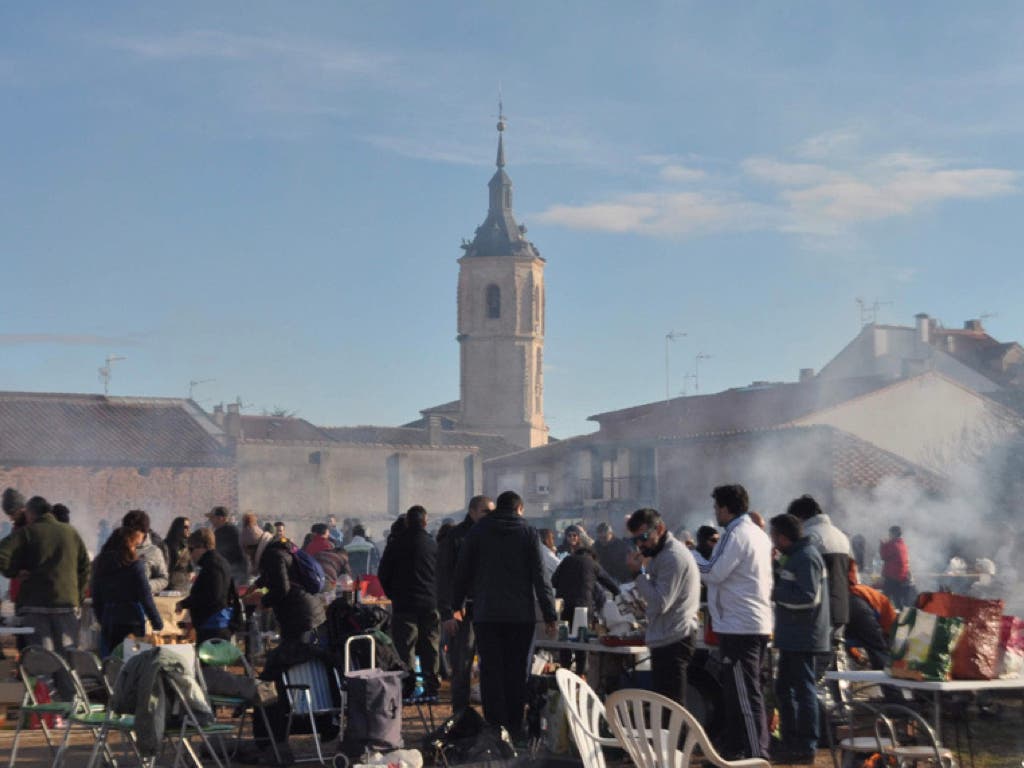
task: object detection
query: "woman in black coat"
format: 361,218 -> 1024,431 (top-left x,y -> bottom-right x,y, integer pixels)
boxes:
164,516 -> 193,593
176,528 -> 236,643
91,527 -> 164,657
552,547 -> 621,675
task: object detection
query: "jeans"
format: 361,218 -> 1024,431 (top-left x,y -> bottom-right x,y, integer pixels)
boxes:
391,609 -> 441,697
474,621 -> 535,736
718,633 -> 770,760
20,611 -> 79,656
775,650 -> 819,754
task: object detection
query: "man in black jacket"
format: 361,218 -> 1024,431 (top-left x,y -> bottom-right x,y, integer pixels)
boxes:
453,491 -> 557,738
176,528 -> 236,643
378,505 -> 440,702
438,494 -> 493,711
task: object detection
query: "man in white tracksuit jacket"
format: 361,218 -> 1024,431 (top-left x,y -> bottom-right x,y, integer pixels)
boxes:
693,484 -> 773,761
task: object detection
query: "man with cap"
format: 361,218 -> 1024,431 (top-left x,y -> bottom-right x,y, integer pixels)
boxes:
0,495 -> 90,654
207,506 -> 249,586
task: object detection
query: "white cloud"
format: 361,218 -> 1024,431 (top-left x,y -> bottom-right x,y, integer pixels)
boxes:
796,129 -> 861,159
893,267 -> 918,283
659,164 -> 706,182
536,192 -> 774,237
742,157 -> 833,187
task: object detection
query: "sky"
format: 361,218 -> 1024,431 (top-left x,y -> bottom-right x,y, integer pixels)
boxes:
1,2 -> 1023,438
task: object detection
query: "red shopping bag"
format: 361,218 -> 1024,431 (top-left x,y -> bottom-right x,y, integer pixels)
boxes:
29,679 -> 61,730
997,615 -> 1024,678
916,592 -> 1003,679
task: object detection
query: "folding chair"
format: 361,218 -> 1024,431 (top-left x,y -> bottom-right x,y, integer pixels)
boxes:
554,668 -> 619,768
874,704 -> 956,768
605,687 -> 769,768
198,637 -> 281,765
163,675 -> 236,768
68,648 -> 111,703
8,645 -> 107,768
281,656 -> 345,765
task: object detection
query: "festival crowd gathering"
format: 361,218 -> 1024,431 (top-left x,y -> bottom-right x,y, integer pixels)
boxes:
0,483 -> 1021,767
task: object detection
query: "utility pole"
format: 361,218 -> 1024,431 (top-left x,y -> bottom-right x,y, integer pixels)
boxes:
98,355 -> 126,396
664,330 -> 686,401
693,353 -> 712,393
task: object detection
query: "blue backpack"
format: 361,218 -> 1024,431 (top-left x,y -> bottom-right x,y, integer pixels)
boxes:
288,543 -> 327,594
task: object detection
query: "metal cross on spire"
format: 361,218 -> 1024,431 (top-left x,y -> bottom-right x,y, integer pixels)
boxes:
496,91 -> 506,168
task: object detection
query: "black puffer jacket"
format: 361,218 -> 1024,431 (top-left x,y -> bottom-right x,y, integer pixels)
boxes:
453,509 -> 556,624
552,550 -> 621,615
178,549 -> 233,631
256,542 -> 326,640
378,526 -> 438,614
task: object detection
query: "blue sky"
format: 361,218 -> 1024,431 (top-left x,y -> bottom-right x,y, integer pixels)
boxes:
1,2 -> 1022,437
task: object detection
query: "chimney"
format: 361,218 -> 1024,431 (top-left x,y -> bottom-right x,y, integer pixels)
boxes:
963,319 -> 984,332
799,368 -> 815,383
211,403 -> 225,426
224,403 -> 242,438
915,313 -> 930,344
427,415 -> 442,445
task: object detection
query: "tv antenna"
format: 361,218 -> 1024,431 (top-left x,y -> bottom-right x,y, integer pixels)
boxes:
693,353 -> 713,393
98,355 -> 126,395
856,297 -> 893,326
188,379 -> 216,400
664,330 -> 687,401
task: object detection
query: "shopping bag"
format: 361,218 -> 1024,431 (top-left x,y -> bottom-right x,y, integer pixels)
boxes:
997,615 -> 1024,679
916,591 -> 1003,679
888,607 -> 964,682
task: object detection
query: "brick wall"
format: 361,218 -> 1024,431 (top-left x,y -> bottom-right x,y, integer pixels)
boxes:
0,465 -> 237,547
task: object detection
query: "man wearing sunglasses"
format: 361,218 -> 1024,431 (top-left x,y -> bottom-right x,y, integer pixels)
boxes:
625,508 -> 701,707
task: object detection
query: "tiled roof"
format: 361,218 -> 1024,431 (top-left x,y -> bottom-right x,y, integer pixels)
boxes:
588,376 -> 891,437
828,429 -> 946,495
0,391 -> 231,467
322,425 -> 520,460
239,415 -> 331,442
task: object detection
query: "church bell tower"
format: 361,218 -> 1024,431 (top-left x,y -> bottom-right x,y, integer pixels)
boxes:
456,108 -> 548,449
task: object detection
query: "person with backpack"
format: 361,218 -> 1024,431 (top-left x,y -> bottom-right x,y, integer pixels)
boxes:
248,535 -> 326,644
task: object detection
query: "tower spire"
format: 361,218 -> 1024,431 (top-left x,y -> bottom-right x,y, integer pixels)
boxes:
496,98 -> 506,169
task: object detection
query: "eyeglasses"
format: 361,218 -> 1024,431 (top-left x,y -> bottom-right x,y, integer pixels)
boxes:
630,530 -> 654,544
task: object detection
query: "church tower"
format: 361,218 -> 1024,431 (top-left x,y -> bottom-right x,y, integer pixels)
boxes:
457,109 -> 548,449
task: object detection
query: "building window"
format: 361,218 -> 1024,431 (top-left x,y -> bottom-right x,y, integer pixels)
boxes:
535,349 -> 543,414
535,472 -> 550,495
486,284 -> 501,319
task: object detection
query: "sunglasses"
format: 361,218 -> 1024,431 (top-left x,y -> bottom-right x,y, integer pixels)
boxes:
630,530 -> 655,544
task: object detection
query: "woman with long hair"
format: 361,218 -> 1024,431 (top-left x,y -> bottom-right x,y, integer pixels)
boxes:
164,516 -> 193,592
91,526 -> 164,656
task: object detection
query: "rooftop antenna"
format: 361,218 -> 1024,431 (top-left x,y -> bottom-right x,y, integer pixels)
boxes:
979,311 -> 999,322
188,378 -> 215,400
855,297 -> 893,326
693,352 -> 712,393
98,354 -> 126,396
664,330 -> 687,401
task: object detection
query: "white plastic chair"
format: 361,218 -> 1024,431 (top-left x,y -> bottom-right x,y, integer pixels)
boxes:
554,668 -> 619,768
605,688 -> 769,768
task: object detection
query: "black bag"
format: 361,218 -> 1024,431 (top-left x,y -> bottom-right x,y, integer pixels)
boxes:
424,707 -> 517,765
342,668 -> 404,752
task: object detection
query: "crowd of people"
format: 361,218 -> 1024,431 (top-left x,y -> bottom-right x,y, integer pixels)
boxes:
0,482 -> 920,764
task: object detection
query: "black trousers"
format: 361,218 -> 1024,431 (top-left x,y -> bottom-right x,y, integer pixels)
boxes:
448,609 -> 477,712
474,621 -> 535,736
717,633 -> 770,760
650,634 -> 696,706
391,609 -> 441,697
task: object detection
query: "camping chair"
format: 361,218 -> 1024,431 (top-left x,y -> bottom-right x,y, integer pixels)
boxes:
874,704 -> 956,768
554,668 -> 619,768
605,688 -> 769,768
198,637 -> 281,765
8,644 -> 108,768
281,656 -> 345,765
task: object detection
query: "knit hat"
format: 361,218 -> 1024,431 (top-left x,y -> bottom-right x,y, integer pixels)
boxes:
2,488 -> 26,516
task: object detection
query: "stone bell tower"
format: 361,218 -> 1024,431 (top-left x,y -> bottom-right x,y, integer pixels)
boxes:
456,108 -> 548,449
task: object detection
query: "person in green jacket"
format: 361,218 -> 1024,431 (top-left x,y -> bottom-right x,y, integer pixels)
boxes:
0,495 -> 90,654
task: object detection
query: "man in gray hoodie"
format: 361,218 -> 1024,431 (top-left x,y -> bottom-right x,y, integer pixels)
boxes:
625,507 -> 701,706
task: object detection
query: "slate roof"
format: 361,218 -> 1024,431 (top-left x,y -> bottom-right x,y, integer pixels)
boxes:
588,376 -> 891,437
239,415 -> 331,442
0,391 -> 231,467
322,425 -> 520,461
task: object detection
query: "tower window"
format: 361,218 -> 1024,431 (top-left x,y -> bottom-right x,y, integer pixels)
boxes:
486,284 -> 501,319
